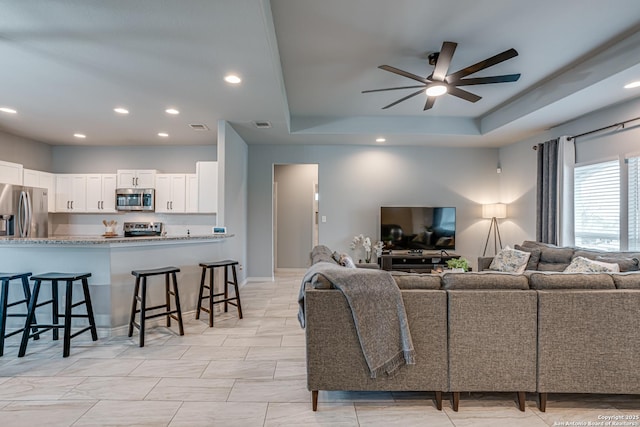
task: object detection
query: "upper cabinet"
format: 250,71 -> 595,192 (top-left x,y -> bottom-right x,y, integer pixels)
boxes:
186,174 -> 198,213
197,161 -> 217,213
55,174 -> 87,212
155,174 -> 187,213
116,169 -> 157,188
0,160 -> 23,185
23,169 -> 56,213
86,174 -> 117,213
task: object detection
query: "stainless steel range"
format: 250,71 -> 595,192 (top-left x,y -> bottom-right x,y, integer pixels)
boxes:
123,222 -> 163,237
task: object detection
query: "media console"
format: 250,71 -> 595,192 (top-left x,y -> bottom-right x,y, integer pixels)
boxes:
378,251 -> 461,273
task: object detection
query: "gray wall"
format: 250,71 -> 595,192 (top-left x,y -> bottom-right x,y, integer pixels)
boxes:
219,121 -> 249,283
52,145 -> 216,173
0,129 -> 52,171
274,164 -> 318,268
248,144 -> 501,278
497,96 -> 640,248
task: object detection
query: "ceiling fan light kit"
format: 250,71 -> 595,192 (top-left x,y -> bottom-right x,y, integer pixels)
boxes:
363,41 -> 521,111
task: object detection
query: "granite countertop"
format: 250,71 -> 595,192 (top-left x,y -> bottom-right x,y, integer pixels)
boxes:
0,234 -> 233,245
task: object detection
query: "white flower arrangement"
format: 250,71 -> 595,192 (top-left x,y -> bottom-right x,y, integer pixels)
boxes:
350,234 -> 384,263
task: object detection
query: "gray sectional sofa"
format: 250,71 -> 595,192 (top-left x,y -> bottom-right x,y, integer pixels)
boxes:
300,244 -> 640,412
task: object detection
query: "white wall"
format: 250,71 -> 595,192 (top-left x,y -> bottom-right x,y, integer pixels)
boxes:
274,164 -> 318,268
248,144 -> 501,277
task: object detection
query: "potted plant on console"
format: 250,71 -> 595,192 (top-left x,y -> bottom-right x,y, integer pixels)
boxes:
446,257 -> 469,272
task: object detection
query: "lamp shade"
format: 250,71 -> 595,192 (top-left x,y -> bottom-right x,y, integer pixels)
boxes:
482,203 -> 507,219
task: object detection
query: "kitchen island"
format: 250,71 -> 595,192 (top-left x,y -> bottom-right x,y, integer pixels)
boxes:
0,234 -> 233,336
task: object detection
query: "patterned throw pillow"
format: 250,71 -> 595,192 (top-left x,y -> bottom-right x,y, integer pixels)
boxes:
564,256 -> 620,273
339,253 -> 357,268
489,246 -> 531,274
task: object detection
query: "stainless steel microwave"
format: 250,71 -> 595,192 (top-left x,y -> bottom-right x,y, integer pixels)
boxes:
116,188 -> 155,211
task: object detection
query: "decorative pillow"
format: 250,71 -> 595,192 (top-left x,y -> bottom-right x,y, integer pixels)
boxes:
489,246 -> 531,274
338,253 -> 356,268
563,256 -> 620,273
514,244 -> 541,270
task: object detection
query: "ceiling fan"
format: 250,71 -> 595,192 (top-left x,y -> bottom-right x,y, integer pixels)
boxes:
362,41 -> 521,111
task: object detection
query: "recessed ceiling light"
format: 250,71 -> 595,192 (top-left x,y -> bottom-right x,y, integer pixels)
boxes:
376,137 -> 386,143
113,107 -> 129,114
165,108 -> 180,115
158,132 -> 169,137
425,84 -> 448,97
624,81 -> 640,89
74,133 -> 86,139
224,74 -> 242,84
0,107 -> 17,114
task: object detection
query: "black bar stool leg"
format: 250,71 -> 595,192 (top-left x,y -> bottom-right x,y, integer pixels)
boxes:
63,280 -> 73,357
128,277 -> 140,338
232,265 -> 243,319
82,278 -> 98,341
20,276 -> 39,340
223,267 -> 229,312
209,267 -> 215,326
51,280 -> 59,341
18,280 -> 42,357
140,277 -> 147,348
0,279 -> 8,356
165,273 -> 171,328
172,272 -> 184,336
196,268 -> 206,320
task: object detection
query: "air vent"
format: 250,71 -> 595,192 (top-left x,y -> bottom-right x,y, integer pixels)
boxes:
189,123 -> 209,131
253,121 -> 272,129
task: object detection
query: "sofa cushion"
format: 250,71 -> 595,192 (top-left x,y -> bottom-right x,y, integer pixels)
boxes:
514,244 -> 541,270
528,272 -> 615,290
610,272 -> 640,289
521,241 -> 574,271
488,247 -> 531,274
390,271 -> 442,289
564,256 -> 620,273
573,250 -> 640,272
442,271 -> 529,290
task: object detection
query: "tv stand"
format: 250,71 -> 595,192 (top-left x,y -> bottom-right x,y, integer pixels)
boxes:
378,251 -> 461,273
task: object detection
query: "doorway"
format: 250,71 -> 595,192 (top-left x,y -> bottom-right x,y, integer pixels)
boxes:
273,164 -> 319,270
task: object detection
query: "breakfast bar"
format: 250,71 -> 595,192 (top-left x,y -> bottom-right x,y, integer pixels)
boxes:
0,234 -> 232,336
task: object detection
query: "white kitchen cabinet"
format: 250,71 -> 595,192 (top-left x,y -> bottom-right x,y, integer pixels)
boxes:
86,174 -> 117,213
0,160 -> 23,185
196,161 -> 217,213
23,169 -> 57,212
186,174 -> 198,213
55,174 -> 87,212
116,169 -> 157,188
155,174 -> 186,213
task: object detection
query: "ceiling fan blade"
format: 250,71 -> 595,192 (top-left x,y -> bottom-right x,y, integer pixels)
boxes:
447,86 -> 482,103
432,41 -> 457,81
382,88 -> 426,109
362,84 -> 427,94
424,96 -> 436,111
446,48 -> 519,82
453,74 -> 521,86
378,65 -> 429,84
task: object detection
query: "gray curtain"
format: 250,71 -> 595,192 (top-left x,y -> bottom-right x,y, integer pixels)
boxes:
536,138 -> 559,244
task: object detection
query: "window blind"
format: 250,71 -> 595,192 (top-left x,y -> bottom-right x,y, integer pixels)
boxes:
574,160 -> 620,250
628,156 -> 640,250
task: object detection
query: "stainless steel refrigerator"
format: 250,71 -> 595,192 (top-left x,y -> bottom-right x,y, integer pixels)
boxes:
0,184 -> 48,238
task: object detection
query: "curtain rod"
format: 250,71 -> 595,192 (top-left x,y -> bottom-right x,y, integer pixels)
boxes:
532,116 -> 640,150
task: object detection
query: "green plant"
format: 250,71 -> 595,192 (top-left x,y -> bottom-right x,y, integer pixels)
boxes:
446,257 -> 469,271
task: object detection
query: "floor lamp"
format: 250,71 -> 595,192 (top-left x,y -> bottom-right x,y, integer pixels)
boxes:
482,203 -> 507,256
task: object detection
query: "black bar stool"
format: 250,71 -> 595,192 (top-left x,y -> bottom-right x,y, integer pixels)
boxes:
196,260 -> 243,327
18,272 -> 98,358
1,272 -> 40,356
128,266 -> 184,347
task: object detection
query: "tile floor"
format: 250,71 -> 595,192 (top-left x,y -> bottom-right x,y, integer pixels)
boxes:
0,271 -> 638,426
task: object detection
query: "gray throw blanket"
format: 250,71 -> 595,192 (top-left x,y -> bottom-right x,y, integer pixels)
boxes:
298,262 -> 415,378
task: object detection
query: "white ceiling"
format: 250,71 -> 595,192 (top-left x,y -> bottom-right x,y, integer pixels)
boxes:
1,0 -> 640,148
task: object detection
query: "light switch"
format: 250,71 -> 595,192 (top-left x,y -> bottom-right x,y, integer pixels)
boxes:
321,216 -> 327,223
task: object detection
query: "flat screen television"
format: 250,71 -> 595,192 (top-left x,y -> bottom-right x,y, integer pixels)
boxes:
380,206 -> 456,251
